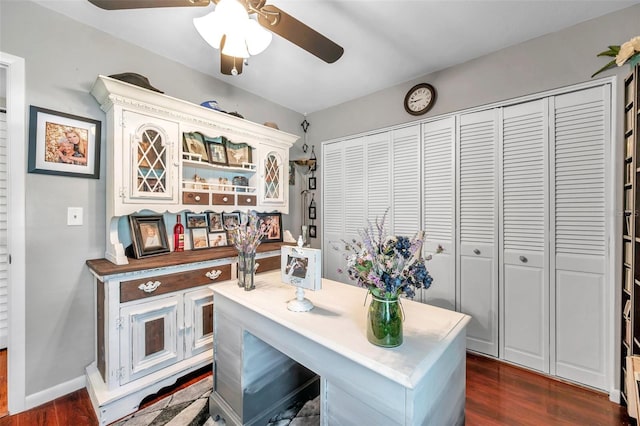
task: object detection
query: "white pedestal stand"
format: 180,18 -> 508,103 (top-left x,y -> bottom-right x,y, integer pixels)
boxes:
287,286 -> 314,312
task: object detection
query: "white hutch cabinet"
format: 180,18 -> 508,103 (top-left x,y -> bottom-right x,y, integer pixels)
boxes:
90,75 -> 298,265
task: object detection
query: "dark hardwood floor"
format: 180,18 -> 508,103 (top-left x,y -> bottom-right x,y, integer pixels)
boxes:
0,353 -> 631,425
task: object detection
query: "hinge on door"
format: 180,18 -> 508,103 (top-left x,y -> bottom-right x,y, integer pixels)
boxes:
118,367 -> 125,380
115,317 -> 125,329
119,187 -> 126,199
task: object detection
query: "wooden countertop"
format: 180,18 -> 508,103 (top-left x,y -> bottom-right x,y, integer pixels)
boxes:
87,242 -> 288,276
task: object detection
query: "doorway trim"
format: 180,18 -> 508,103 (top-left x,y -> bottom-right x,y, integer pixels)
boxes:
1,51 -> 26,414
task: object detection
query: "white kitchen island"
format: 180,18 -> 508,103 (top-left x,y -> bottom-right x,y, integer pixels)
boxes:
209,271 -> 470,425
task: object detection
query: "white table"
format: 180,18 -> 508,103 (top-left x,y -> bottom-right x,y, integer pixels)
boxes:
209,271 -> 470,425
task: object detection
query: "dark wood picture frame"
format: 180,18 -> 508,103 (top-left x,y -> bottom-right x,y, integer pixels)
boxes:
309,224 -> 317,238
205,135 -> 228,166
191,228 -> 209,250
208,212 -> 224,232
309,176 -> 316,190
225,139 -> 253,167
128,215 -> 170,258
185,212 -> 208,228
258,212 -> 283,242
28,105 -> 101,179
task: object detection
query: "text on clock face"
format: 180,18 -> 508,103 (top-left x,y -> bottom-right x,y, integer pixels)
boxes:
409,89 -> 432,108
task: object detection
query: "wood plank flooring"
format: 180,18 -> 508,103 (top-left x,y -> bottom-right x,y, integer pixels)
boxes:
0,353 -> 632,425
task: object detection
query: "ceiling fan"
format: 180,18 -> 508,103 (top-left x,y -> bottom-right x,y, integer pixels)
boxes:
87,0 -> 344,76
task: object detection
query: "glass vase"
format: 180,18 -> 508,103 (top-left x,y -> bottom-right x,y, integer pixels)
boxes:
237,251 -> 256,291
367,294 -> 403,347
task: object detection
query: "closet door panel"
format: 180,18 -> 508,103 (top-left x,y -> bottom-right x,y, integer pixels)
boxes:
366,133 -> 391,224
458,109 -> 499,356
322,142 -> 346,282
422,118 -> 456,310
501,100 -> 549,372
552,86 -> 608,390
344,137 -> 366,238
391,126 -> 421,236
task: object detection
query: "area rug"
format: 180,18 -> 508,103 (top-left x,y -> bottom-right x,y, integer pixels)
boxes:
111,375 -> 320,426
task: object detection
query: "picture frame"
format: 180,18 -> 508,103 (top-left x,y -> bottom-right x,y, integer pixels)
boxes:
289,161 -> 296,185
128,215 -> 170,258
208,232 -> 228,247
225,139 -> 253,167
309,224 -> 317,238
308,176 -> 316,190
208,212 -> 224,232
183,132 -> 209,162
185,212 -> 208,228
204,135 -> 228,166
28,105 -> 101,179
191,228 -> 209,250
222,212 -> 241,229
309,205 -> 317,220
280,246 -> 322,291
258,212 -> 283,242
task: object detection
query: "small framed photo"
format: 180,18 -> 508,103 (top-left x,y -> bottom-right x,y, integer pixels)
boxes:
258,212 -> 283,242
191,228 -> 209,250
208,212 -> 224,232
289,161 -> 295,186
308,176 -> 316,190
205,136 -> 228,166
208,232 -> 228,247
223,212 -> 241,228
128,215 -> 170,258
183,132 -> 209,162
28,106 -> 101,179
186,212 -> 208,228
309,205 -> 317,220
225,139 -> 253,167
281,246 -> 322,291
309,225 -> 317,238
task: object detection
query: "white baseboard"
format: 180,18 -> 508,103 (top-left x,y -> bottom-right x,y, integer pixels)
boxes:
25,375 -> 86,410
610,388 -> 621,403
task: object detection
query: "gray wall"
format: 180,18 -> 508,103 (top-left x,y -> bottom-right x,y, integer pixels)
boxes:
305,3 -> 640,250
0,0 -> 304,395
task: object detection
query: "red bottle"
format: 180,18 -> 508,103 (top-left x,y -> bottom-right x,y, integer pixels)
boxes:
174,215 -> 184,252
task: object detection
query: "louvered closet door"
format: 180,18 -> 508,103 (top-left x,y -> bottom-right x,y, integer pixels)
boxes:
391,126 -> 421,236
421,117 -> 456,310
458,109 -> 499,356
344,137 -> 366,239
366,132 -> 391,225
501,100 -> 549,372
551,86 -> 609,390
322,142 -> 346,282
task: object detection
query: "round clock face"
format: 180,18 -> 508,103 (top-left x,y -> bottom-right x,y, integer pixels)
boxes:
404,83 -> 436,116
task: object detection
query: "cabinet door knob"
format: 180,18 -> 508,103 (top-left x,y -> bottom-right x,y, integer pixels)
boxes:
473,249 -> 480,255
223,196 -> 228,202
519,256 -> 528,263
206,270 -> 222,280
246,198 -> 251,203
138,280 -> 161,293
194,195 -> 201,202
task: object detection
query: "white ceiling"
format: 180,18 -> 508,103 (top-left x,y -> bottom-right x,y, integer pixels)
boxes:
34,0 -> 638,114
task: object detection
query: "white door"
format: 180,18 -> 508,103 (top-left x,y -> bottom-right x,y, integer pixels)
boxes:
500,99 -> 549,372
421,117 -> 456,310
322,142 -> 346,282
551,86 -> 609,390
365,132 -> 391,226
344,137 -> 366,240
184,287 -> 214,358
0,110 -> 7,349
458,109 -> 500,356
391,125 -> 421,236
119,295 -> 183,384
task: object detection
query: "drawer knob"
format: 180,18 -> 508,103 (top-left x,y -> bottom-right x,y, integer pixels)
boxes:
473,249 -> 480,255
519,256 -> 528,263
206,270 -> 222,280
246,198 -> 251,203
138,280 -> 161,293
195,195 -> 201,202
223,196 -> 229,202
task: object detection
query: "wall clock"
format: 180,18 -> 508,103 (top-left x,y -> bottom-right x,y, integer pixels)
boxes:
404,83 -> 437,116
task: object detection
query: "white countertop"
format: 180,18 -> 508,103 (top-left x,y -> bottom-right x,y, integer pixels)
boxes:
212,271 -> 470,389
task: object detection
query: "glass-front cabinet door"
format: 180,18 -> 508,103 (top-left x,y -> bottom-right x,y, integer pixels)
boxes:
259,142 -> 287,209
122,110 -> 179,204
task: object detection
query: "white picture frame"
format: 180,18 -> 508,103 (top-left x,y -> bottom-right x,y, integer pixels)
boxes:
281,246 -> 322,291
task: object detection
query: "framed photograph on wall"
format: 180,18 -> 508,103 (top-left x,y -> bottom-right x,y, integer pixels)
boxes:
308,176 -> 316,190
128,215 -> 170,258
258,212 -> 283,242
205,135 -> 228,166
191,228 -> 209,250
28,106 -> 101,179
208,212 -> 224,232
309,225 -> 317,238
185,212 -> 208,228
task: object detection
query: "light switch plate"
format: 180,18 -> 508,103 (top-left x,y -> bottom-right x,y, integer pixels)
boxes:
67,207 -> 83,226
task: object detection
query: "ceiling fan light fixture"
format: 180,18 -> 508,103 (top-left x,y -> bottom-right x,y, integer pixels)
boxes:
221,30 -> 250,59
193,11 -> 224,48
245,18 -> 272,55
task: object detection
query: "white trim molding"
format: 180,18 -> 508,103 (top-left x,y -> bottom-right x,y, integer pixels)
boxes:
24,375 -> 86,411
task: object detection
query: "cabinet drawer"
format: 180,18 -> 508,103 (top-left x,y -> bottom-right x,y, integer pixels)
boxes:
183,191 -> 209,205
212,193 -> 235,206
237,194 -> 257,206
258,255 -> 281,273
121,263 -> 231,302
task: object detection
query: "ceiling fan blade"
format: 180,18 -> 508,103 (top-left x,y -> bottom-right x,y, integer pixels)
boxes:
88,0 -> 210,10
221,53 -> 243,76
257,5 -> 343,64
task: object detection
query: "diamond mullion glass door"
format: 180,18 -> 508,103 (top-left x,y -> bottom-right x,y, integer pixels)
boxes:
264,153 -> 281,200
